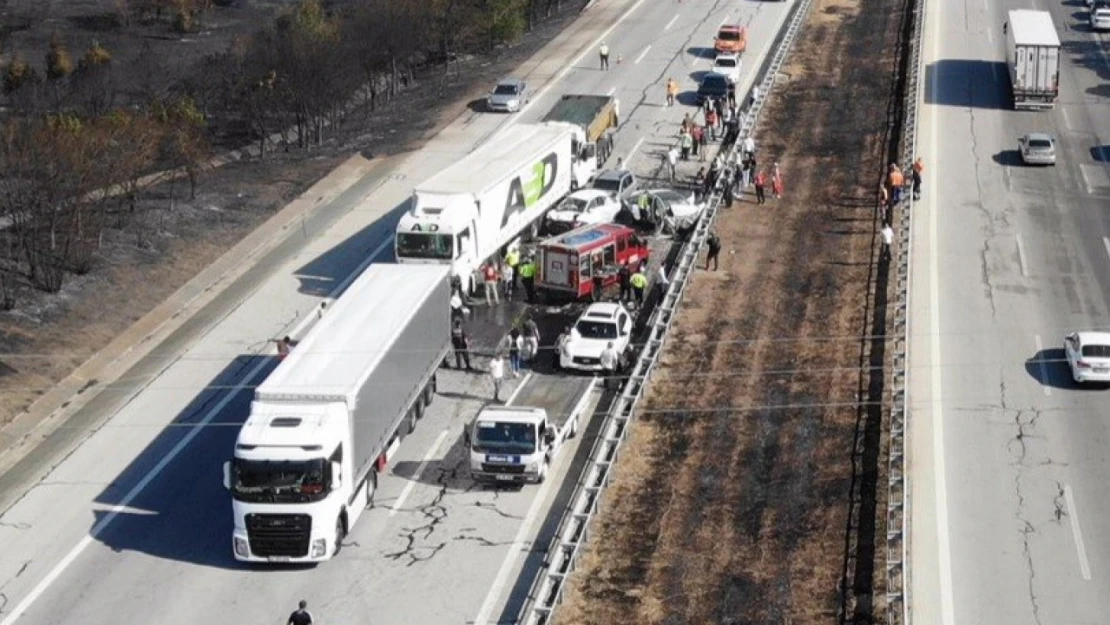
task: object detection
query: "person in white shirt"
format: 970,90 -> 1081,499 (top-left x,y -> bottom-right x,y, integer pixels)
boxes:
489,354 -> 505,401
666,147 -> 679,181
881,224 -> 894,257
450,292 -> 466,321
742,135 -> 755,159
599,342 -> 619,390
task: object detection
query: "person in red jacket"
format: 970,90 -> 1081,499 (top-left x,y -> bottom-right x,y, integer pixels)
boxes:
754,170 -> 767,205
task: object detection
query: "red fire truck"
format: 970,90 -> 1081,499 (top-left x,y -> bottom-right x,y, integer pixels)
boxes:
535,223 -> 649,301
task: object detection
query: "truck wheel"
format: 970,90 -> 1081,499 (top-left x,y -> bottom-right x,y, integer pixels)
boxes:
424,375 -> 436,406
569,418 -> 578,438
334,514 -> 347,556
408,403 -> 422,434
365,471 -> 378,508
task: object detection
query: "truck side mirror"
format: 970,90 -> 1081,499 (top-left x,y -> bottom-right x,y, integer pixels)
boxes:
222,461 -> 232,490
544,425 -> 556,446
330,462 -> 343,490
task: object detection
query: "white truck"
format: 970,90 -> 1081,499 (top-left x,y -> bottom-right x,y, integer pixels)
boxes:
466,404 -> 581,484
395,123 -> 595,292
1005,10 -> 1060,110
223,264 -> 451,563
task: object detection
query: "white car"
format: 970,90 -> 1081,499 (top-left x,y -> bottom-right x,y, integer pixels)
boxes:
1091,2 -> 1110,31
626,189 -> 706,232
545,189 -> 623,233
1018,133 -> 1056,166
1064,331 -> 1110,384
710,53 -> 742,83
560,303 -> 633,372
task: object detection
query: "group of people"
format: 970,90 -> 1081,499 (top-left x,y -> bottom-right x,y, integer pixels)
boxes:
472,247 -> 539,307
878,157 -> 925,225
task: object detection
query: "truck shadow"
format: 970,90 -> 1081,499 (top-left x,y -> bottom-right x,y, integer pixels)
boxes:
924,60 -> 1012,110
1061,38 -> 1110,80
88,354 -> 280,569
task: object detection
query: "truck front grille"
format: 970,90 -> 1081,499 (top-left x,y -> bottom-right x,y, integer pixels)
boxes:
482,463 -> 526,474
246,513 -> 312,557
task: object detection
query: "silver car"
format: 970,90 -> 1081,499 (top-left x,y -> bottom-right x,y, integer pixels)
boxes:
1018,133 -> 1056,166
486,78 -> 528,112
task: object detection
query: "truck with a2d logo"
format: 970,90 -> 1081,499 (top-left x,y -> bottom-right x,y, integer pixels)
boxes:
395,124 -> 596,292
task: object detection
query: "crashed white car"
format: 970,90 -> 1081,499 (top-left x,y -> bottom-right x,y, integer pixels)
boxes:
545,189 -> 623,233
625,189 -> 706,232
560,303 -> 632,372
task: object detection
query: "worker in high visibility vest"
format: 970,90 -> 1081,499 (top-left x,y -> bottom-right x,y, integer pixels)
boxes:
504,248 -> 520,296
518,257 -> 537,303
630,267 -> 648,308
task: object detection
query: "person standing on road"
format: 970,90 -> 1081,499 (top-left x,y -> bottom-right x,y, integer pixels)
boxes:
599,342 -> 619,390
519,256 -> 537,303
450,291 -> 468,321
912,156 -> 924,200
482,261 -> 500,306
750,84 -> 761,108
523,316 -> 541,364
666,147 -> 678,181
887,163 -> 905,204
690,125 -> 701,159
505,247 -> 520,294
599,42 -> 610,70
705,107 -> 718,141
275,336 -> 297,361
554,326 -> 571,371
507,328 -> 523,377
617,263 -> 631,303
655,264 -> 670,294
754,169 -> 767,204
680,130 -> 693,161
742,135 -> 755,161
288,600 -> 313,625
881,223 -> 895,260
451,318 -> 473,370
489,353 -> 505,402
630,266 -> 648,308
666,78 -> 679,106
705,231 -> 722,270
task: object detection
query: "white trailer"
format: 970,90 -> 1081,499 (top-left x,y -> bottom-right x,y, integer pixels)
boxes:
1005,10 -> 1060,110
395,124 -> 592,292
223,264 -> 451,563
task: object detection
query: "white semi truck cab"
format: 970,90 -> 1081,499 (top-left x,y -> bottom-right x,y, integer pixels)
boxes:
466,405 -> 579,484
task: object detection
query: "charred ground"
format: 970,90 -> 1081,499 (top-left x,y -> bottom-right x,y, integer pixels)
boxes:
557,0 -> 910,622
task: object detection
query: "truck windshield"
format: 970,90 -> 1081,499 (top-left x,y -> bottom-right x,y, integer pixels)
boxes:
575,320 -> 618,340
396,232 -> 454,260
230,458 -> 329,503
473,421 -> 538,454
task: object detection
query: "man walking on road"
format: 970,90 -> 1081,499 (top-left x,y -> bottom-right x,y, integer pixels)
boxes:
599,42 -> 610,70
519,256 -> 537,303
288,600 -> 313,625
666,78 -> 679,106
489,354 -> 505,402
617,263 -> 631,303
880,224 -> 895,260
450,318 -> 473,370
666,147 -> 678,181
705,231 -> 722,270
912,156 -> 924,200
523,316 -> 541,364
600,342 -> 619,390
482,262 -> 499,306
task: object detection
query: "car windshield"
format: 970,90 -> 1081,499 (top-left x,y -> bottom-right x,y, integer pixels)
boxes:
473,421 -> 537,454
1028,139 -> 1052,149
557,197 -> 589,213
396,232 -> 454,260
576,319 -> 618,339
715,58 -> 737,68
1081,344 -> 1110,358
231,458 -> 328,503
592,178 -> 623,193
493,83 -> 520,95
718,30 -> 741,41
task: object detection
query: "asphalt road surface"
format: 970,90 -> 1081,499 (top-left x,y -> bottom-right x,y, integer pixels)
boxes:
0,1 -> 793,624
911,0 -> 1110,624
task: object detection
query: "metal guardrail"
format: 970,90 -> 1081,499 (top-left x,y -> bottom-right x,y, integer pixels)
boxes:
887,0 -> 926,621
517,0 -> 817,622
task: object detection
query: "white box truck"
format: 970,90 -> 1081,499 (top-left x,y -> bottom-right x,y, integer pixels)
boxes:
395,124 -> 594,293
223,264 -> 451,563
1005,10 -> 1060,110
465,404 -> 580,484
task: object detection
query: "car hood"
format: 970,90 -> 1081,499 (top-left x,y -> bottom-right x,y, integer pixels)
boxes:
548,209 -> 594,223
488,93 -> 520,104
566,337 -> 613,357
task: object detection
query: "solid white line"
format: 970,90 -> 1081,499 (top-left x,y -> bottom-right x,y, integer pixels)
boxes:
389,429 -> 449,517
1034,334 -> 1052,396
1103,236 -> 1110,262
1015,233 -> 1029,277
607,86 -> 616,96
928,1 -> 956,622
505,372 -> 534,405
665,14 -> 679,30
473,379 -> 597,625
1064,484 -> 1093,580
627,137 -> 646,163
634,45 -> 651,64
0,238 -> 395,625
503,0 -> 651,133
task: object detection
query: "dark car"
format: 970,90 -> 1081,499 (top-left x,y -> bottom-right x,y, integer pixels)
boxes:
697,74 -> 730,103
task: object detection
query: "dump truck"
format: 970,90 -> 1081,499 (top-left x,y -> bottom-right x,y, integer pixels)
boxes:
542,94 -> 620,171
223,264 -> 451,563
1005,9 -> 1060,110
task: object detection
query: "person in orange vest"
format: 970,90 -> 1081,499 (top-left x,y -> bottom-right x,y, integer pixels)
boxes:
666,78 -> 679,107
912,156 -> 924,200
888,163 -> 905,204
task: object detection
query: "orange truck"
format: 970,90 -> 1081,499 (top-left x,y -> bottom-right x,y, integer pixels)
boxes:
714,25 -> 748,55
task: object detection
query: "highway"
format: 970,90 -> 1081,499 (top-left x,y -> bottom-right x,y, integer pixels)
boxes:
0,1 -> 793,624
911,0 -> 1110,624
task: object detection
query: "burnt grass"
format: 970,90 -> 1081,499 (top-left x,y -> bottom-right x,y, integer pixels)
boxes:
557,0 -> 910,623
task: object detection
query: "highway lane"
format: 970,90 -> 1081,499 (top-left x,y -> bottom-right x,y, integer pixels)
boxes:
911,0 -> 1110,624
0,1 -> 794,625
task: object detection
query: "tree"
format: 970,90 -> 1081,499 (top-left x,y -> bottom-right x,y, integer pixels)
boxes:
152,96 -> 208,201
73,40 -> 116,117
3,54 -> 38,94
45,33 -> 74,81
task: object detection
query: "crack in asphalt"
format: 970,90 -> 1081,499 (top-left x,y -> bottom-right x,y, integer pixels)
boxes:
471,500 -> 525,520
1052,482 -> 1067,524
1009,408 -> 1045,625
0,521 -> 31,530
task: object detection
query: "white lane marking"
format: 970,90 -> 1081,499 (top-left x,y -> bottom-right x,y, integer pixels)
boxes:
665,14 -> 679,30
506,372 -> 534,405
1064,484 -> 1093,580
1015,233 -> 1029,277
607,86 -> 616,96
0,238 -> 395,625
928,2 -> 956,623
1079,164 -> 1095,194
627,137 -> 645,163
1060,105 -> 1075,132
503,0 -> 651,133
634,45 -> 651,64
389,429 -> 449,517
1103,236 -> 1110,262
1034,334 -> 1052,396
473,379 -> 597,625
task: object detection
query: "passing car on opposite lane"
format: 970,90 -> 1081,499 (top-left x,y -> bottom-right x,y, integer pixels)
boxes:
1018,132 -> 1056,165
487,77 -> 529,112
1064,331 -> 1110,384
545,189 -> 623,233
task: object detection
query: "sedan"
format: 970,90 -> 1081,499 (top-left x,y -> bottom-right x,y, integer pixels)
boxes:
487,77 -> 528,112
1018,132 -> 1056,165
711,54 -> 742,84
545,189 -> 623,233
1064,331 -> 1110,384
697,73 -> 731,103
625,189 -> 705,233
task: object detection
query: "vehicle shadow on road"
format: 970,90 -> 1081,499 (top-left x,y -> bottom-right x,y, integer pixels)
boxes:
686,46 -> 717,60
1093,145 -> 1110,162
924,60 -> 1011,110
89,354 -> 281,569
992,149 -> 1024,166
1023,348 -> 1103,391
1061,38 -> 1110,81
